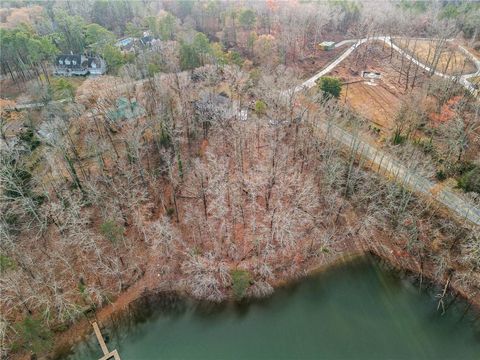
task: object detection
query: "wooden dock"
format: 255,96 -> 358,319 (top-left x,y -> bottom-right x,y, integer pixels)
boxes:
92,322 -> 122,360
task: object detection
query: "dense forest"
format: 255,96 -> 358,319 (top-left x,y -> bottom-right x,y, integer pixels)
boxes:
0,0 -> 479,358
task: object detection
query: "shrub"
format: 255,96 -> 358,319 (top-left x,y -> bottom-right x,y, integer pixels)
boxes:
457,166 -> 480,193
230,269 -> 252,300
53,78 -> 75,99
391,129 -> 407,145
0,254 -> 15,272
228,50 -> 243,67
254,99 -> 267,116
18,127 -> 41,151
159,127 -> 171,148
78,281 -> 86,295
166,207 -> 175,217
414,138 -> 434,154
100,220 -> 124,243
177,153 -> 183,179
249,68 -> 261,85
147,63 -> 161,77
78,278 -> 90,302
456,161 -> 476,176
12,316 -> 53,355
435,170 -> 447,181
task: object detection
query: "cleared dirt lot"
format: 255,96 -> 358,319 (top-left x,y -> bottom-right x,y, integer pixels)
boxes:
341,81 -> 400,130
326,43 -> 431,135
393,38 -> 477,75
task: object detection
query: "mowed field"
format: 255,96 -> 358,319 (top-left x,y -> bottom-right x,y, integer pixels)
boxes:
341,81 -> 400,131
393,38 -> 477,75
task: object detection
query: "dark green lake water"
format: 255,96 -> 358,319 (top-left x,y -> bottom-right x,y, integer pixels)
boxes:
67,256 -> 480,360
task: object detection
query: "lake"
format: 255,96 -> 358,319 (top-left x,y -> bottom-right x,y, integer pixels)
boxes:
66,256 -> 480,359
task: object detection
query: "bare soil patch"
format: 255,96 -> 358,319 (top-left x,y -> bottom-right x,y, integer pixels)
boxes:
328,42 -> 430,134
341,82 -> 400,130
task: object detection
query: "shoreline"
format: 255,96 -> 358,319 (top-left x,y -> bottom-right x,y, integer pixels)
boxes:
49,246 -> 480,360
51,249 -> 366,359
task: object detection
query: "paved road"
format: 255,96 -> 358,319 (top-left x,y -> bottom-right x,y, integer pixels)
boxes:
458,44 -> 480,92
318,121 -> 480,226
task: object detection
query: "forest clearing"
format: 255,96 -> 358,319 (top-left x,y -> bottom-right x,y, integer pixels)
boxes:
341,81 -> 400,130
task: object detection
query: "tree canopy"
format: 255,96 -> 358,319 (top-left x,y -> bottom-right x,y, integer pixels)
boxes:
239,9 -> 256,29
180,32 -> 213,70
0,26 -> 58,83
317,77 -> 342,99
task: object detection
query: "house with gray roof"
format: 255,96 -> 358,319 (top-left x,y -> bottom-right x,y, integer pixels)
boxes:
54,54 -> 107,76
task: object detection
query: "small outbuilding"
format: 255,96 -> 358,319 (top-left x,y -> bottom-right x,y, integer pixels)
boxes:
318,41 -> 335,51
